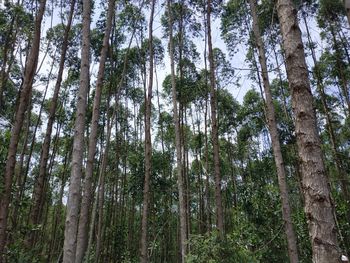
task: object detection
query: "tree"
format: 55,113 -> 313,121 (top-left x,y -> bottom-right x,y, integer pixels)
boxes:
28,0 -> 76,247
207,0 -> 224,236
167,0 -> 188,261
0,0 -> 47,257
277,0 -> 342,262
62,0 -> 91,261
75,0 -> 115,261
248,0 -> 299,262
140,0 -> 156,262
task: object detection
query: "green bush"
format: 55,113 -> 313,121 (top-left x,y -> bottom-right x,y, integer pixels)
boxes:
186,231 -> 258,263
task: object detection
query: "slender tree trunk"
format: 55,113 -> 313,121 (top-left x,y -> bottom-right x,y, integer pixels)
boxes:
62,0 -> 91,261
167,1 -> 188,262
248,1 -> 299,262
277,1 -> 342,262
327,25 -> 350,119
0,0 -> 20,110
140,1 -> 155,262
75,1 -> 115,261
30,1 -> 75,242
207,0 -> 224,236
344,0 -> 350,27
0,0 -> 46,257
95,122 -> 111,262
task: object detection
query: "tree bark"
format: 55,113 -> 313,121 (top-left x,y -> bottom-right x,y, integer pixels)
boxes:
0,0 -> 47,257
277,0 -> 342,262
248,1 -> 299,262
167,0 -> 188,261
302,13 -> 350,220
207,0 -> 224,236
75,0 -> 115,261
62,0 -> 91,261
30,1 -> 75,241
140,1 -> 155,262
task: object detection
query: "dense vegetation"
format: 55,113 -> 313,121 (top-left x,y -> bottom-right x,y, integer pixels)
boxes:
0,0 -> 349,262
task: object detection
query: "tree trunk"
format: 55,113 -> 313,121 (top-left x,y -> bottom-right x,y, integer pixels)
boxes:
62,0 -> 91,261
26,45 -> 59,246
75,0 -> 115,261
302,13 -> 350,220
30,1 -> 75,241
344,0 -> 350,27
167,0 -> 188,261
207,0 -> 224,236
276,0 -> 341,262
140,1 -> 155,261
248,1 -> 299,262
0,0 -> 47,257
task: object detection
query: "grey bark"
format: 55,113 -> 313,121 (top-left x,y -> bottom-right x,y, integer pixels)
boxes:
62,0 -> 91,261
207,0 -> 224,236
140,1 -> 155,262
167,0 -> 188,261
75,0 -> 115,261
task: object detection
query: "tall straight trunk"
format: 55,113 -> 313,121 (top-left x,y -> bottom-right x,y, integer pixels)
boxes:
276,1 -> 341,262
248,1 -> 299,262
207,0 -> 224,236
203,22 -> 211,232
62,0 -> 91,261
0,0 -> 20,110
329,26 -> 350,118
167,1 -> 187,261
0,0 -> 46,256
30,0 -> 75,240
95,119 -> 112,262
140,1 -> 155,262
303,14 -> 350,217
75,0 -> 115,261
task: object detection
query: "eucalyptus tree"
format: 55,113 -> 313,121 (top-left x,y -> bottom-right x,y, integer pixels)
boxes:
28,0 -> 76,247
167,0 -> 188,261
247,0 -> 299,261
207,0 -> 225,236
62,0 -> 91,261
75,1 -> 115,261
140,0 -> 156,262
316,0 -> 350,118
0,0 -> 47,256
277,0 -> 342,261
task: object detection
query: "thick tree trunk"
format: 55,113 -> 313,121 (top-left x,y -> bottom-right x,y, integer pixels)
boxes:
75,1 -> 115,261
62,0 -> 91,261
277,1 -> 342,262
248,1 -> 299,262
167,0 -> 188,261
0,0 -> 46,257
207,0 -> 224,236
140,1 -> 155,262
302,14 -> 350,220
